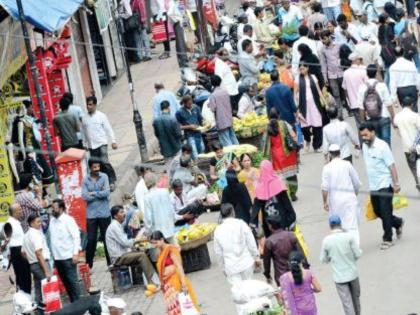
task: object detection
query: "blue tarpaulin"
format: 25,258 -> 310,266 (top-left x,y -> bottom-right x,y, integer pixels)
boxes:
0,0 -> 83,33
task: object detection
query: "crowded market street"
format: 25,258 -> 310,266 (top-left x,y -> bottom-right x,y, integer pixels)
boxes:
0,0 -> 419,314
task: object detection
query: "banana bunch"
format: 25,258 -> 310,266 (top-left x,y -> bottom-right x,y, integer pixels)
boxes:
257,73 -> 272,90
233,112 -> 268,132
176,223 -> 218,244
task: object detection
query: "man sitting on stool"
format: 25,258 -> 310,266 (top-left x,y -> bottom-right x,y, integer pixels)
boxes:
105,205 -> 158,287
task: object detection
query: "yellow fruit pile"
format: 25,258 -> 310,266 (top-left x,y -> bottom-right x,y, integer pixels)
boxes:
257,73 -> 271,90
145,284 -> 158,297
233,112 -> 268,132
176,223 -> 218,244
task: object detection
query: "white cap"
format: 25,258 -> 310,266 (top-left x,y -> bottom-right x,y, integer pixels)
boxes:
107,298 -> 126,309
349,52 -> 361,61
328,144 -> 340,152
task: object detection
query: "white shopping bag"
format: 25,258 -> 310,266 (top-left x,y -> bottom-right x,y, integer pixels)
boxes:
178,292 -> 199,315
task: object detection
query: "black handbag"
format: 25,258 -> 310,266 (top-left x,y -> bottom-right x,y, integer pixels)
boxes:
283,121 -> 298,151
124,12 -> 141,32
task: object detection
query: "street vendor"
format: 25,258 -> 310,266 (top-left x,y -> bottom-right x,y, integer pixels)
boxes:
105,205 -> 159,288
209,142 -> 241,182
170,179 -> 205,226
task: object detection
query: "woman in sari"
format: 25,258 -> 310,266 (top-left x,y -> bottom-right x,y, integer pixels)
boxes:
294,62 -> 326,153
263,108 -> 299,201
222,169 -> 253,224
237,153 -> 260,201
151,231 -> 199,315
250,160 -> 296,238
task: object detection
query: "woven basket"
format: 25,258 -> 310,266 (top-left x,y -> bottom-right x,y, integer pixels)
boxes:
180,232 -> 213,251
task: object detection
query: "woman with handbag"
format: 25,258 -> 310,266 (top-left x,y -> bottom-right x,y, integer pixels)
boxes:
294,62 -> 327,153
151,231 -> 200,314
250,160 -> 296,238
263,108 -> 299,201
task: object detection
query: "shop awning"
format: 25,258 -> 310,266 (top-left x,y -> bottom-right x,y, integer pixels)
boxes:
0,0 -> 83,33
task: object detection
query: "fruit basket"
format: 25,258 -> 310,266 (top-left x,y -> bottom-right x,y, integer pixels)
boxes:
180,232 -> 213,251
176,223 -> 218,251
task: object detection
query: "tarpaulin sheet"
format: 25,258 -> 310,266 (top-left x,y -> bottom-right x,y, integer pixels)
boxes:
0,0 -> 83,33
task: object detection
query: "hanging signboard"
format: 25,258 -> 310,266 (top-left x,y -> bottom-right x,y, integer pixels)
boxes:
0,17 -> 28,89
95,0 -> 113,33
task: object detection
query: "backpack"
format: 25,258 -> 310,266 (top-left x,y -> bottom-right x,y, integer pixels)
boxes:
363,81 -> 383,119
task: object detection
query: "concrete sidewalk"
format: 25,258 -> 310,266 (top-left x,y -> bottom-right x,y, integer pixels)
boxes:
101,53 -> 181,204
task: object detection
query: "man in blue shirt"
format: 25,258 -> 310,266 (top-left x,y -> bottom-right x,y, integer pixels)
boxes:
176,95 -> 204,160
359,122 -> 403,250
152,83 -> 180,119
82,159 -> 111,268
265,70 -> 298,125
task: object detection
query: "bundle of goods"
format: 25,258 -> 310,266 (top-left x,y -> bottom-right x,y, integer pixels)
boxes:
257,73 -> 271,91
176,223 -> 218,249
198,144 -> 259,160
233,112 -> 268,139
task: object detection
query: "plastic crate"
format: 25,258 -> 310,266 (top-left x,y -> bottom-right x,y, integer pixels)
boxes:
181,243 -> 211,274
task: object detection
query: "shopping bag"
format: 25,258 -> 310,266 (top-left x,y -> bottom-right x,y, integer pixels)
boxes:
364,198 -> 377,221
393,193 -> 409,210
294,224 -> 309,257
152,21 -> 168,42
178,292 -> 200,315
41,276 -> 62,313
295,123 -> 304,146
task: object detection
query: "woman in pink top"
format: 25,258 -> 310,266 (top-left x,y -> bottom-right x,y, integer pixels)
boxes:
280,251 -> 322,315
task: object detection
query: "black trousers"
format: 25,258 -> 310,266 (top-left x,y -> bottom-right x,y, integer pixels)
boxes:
55,259 -> 80,302
51,294 -> 101,315
86,217 -> 111,268
10,246 -> 31,294
302,126 -> 323,150
370,186 -> 403,242
405,152 -> 419,186
162,13 -> 171,53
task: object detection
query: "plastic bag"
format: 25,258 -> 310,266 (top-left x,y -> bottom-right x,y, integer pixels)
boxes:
41,276 -> 62,313
364,198 -> 377,221
294,224 -> 309,257
178,292 -> 199,315
393,193 -> 408,210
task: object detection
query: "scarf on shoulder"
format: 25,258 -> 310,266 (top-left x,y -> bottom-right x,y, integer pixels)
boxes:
298,74 -> 323,119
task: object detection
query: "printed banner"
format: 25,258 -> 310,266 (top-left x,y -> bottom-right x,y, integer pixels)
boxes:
0,18 -> 28,89
95,0 -> 113,33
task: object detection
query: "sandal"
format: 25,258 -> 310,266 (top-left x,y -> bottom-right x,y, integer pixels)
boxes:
158,52 -> 170,60
380,241 -> 394,250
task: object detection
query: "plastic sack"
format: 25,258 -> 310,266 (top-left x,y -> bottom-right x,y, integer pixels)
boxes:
393,193 -> 408,210
294,224 -> 309,257
178,292 -> 200,315
41,276 -> 62,313
13,290 -> 37,315
295,123 -> 304,146
365,198 -> 377,221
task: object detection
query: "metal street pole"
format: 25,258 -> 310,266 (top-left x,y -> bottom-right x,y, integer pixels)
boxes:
112,7 -> 149,162
16,0 -> 59,192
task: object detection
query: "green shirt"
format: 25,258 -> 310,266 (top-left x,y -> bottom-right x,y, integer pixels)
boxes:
53,111 -> 79,147
320,229 -> 362,283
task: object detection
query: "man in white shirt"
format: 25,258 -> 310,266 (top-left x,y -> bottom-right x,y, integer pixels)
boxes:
237,24 -> 259,57
393,96 -> 420,191
83,95 -> 117,189
237,85 -> 257,118
215,48 -> 239,100
353,31 -> 378,66
5,204 -> 31,294
291,25 -> 319,76
170,179 -> 200,226
356,64 -> 395,147
214,204 -> 261,286
134,166 -> 148,215
323,107 -> 360,163
49,199 -> 81,302
322,145 -> 362,245
389,47 -> 419,112
355,11 -> 378,41
335,14 -> 360,50
22,213 -> 51,311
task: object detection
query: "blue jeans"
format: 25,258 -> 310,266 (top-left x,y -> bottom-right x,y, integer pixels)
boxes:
218,127 -> 239,147
370,117 -> 391,147
187,133 -> 204,159
323,6 -> 341,22
137,28 -> 151,59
